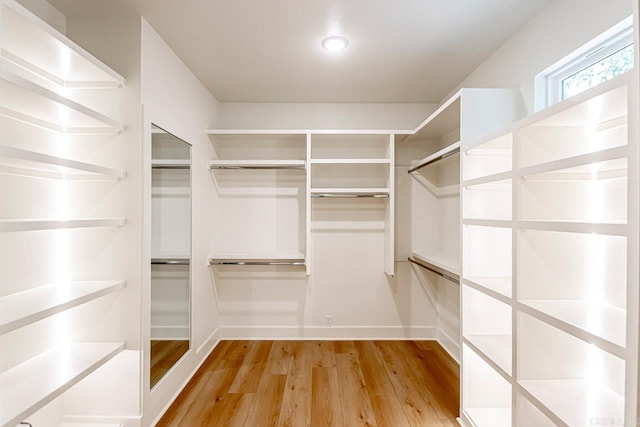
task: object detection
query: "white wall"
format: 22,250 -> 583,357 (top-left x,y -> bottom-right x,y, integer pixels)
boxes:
445,0 -> 634,115
140,18 -> 221,426
16,0 -> 65,32
216,102 -> 436,130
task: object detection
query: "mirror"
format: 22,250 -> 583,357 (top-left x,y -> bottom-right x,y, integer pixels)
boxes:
150,124 -> 191,389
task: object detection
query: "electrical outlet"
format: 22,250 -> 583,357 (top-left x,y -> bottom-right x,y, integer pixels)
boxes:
325,314 -> 333,327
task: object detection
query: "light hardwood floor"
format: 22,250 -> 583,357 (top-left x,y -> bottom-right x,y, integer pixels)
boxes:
157,340 -> 459,426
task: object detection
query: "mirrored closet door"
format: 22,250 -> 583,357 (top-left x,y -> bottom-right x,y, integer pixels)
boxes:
150,124 -> 192,389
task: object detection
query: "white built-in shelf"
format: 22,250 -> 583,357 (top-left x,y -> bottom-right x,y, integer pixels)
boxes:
0,342 -> 124,427
0,145 -> 125,180
209,253 -> 305,266
0,281 -> 125,334
209,159 -> 306,170
465,277 -> 512,300
0,218 -> 126,232
465,335 -> 512,376
519,299 -> 626,350
520,380 -> 624,427
311,158 -> 390,165
401,92 -> 461,142
519,146 -> 627,179
464,408 -> 511,427
408,141 -> 460,174
152,159 -> 190,169
151,257 -> 190,266
409,252 -> 459,282
0,68 -> 123,134
310,188 -> 389,198
0,1 -> 125,88
517,220 -> 627,236
462,171 -> 512,188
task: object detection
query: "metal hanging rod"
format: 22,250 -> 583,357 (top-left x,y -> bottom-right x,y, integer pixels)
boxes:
408,256 -> 459,285
209,259 -> 305,266
152,164 -> 190,170
407,147 -> 460,173
311,193 -> 389,199
151,258 -> 190,265
210,165 -> 305,170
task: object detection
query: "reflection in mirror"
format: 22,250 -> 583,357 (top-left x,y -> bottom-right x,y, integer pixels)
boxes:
150,124 -> 191,389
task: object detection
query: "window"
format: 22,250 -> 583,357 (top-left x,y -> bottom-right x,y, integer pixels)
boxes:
537,17 -> 635,109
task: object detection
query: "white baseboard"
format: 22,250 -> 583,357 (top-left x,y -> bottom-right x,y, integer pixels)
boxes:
220,325 -> 438,340
437,328 -> 461,363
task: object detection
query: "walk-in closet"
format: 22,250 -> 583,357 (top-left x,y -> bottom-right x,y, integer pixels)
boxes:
0,0 -> 638,426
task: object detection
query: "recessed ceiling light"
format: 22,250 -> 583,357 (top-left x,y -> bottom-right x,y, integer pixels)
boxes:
322,36 -> 349,52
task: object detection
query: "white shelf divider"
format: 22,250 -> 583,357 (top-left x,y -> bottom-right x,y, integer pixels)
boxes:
517,220 -> 627,236
0,342 -> 125,427
0,218 -> 126,232
0,281 -> 125,334
209,159 -> 306,170
310,158 -> 390,165
0,68 -> 123,134
462,171 -> 512,188
518,145 -> 628,178
0,145 -> 125,180
464,335 -> 512,377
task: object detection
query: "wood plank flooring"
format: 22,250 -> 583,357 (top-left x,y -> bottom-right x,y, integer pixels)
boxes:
151,340 -> 190,389
157,340 -> 459,426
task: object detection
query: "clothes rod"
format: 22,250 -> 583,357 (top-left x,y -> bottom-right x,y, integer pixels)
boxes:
152,165 -> 190,170
311,194 -> 389,198
209,165 -> 305,170
151,258 -> 190,265
408,256 -> 459,285
209,259 -> 305,266
407,146 -> 460,174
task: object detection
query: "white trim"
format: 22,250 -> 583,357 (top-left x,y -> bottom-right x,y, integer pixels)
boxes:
220,325 -> 437,340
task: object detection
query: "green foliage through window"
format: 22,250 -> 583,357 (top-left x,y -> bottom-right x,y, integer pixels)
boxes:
562,44 -> 634,99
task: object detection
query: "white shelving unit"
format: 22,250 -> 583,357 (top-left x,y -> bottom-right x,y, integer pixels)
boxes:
397,88 -> 524,364
208,130 -> 309,273
309,132 -> 395,276
0,1 -> 130,426
0,343 -> 124,427
460,74 -> 638,427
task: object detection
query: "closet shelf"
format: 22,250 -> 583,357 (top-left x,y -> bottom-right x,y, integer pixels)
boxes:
519,380 -> 624,427
58,423 -> 123,427
0,218 -> 126,233
0,68 -> 124,134
0,145 -> 125,180
0,2 -> 125,88
464,408 -> 511,427
464,335 -> 512,377
311,158 -> 390,165
519,145 -> 628,179
463,219 -> 512,228
517,220 -> 627,236
408,141 -> 460,174
518,300 -> 626,356
408,252 -> 459,283
401,91 -> 461,142
462,171 -> 512,187
464,277 -> 512,300
310,188 -> 389,198
152,159 -> 190,170
0,342 -> 124,427
0,281 -> 125,334
209,254 -> 305,266
209,159 -> 305,170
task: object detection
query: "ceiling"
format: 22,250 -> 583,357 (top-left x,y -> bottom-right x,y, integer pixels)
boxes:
48,0 -> 551,103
